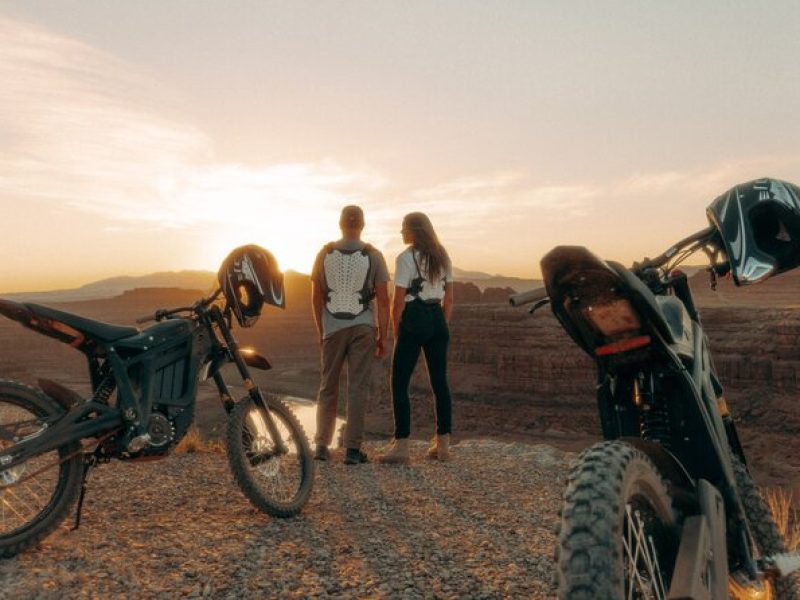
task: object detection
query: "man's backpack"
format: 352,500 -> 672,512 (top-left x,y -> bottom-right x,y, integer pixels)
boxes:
321,243 -> 376,319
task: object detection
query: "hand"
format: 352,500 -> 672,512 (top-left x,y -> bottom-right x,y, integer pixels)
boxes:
375,337 -> 387,359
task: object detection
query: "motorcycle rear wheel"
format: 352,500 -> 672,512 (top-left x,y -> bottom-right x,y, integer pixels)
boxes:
0,380 -> 83,558
556,441 -> 679,599
226,394 -> 314,518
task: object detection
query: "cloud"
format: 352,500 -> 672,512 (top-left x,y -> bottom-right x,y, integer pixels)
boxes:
411,173 -> 595,217
0,17 -> 383,233
1,15 -> 798,279
387,174 -> 599,253
0,14 -> 598,248
0,18 -> 210,207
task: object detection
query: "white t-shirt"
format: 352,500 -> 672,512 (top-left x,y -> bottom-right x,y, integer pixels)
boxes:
394,248 -> 453,303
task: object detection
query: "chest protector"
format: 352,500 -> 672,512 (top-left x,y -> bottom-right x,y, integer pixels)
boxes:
322,243 -> 376,319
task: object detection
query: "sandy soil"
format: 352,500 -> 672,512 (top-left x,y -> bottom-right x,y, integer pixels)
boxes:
0,441 -> 567,599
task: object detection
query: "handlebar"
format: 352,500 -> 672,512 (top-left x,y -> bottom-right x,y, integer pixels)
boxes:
634,226 -> 719,273
508,226 -> 724,312
134,288 -> 223,325
509,286 -> 549,307
135,312 -> 157,325
135,307 -> 190,324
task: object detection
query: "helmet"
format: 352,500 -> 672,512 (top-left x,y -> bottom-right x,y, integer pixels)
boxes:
706,177 -> 800,285
217,245 -> 285,327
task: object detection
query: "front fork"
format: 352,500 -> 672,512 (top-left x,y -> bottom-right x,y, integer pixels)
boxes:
210,310 -> 288,455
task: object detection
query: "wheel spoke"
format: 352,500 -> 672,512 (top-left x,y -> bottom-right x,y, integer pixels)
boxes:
1,489 -> 32,524
624,504 -> 667,600
648,535 -> 667,595
242,404 -> 304,504
0,401 -> 64,538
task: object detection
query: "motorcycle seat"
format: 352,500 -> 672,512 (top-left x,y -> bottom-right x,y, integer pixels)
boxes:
24,303 -> 139,343
606,265 -> 694,359
654,296 -> 695,359
606,262 -> 677,345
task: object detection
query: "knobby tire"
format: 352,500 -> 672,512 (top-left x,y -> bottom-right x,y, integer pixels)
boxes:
555,440 -> 678,599
732,455 -> 800,599
226,395 -> 314,518
0,380 -> 83,558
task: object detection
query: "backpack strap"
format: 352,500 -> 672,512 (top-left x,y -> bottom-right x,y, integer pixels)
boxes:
320,242 -> 337,303
358,244 -> 376,307
407,250 -> 425,298
407,250 -> 445,304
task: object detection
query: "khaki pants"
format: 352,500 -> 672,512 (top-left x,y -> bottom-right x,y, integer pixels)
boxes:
315,325 -> 375,450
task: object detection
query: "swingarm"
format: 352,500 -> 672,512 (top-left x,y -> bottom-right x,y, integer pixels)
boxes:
0,401 -> 122,471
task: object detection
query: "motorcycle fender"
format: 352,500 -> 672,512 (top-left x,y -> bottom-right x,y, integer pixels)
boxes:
37,378 -> 83,410
203,348 -> 272,381
619,438 -> 693,492
240,348 -> 272,371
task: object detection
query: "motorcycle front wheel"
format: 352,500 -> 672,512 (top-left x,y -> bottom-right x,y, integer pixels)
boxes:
555,441 -> 679,599
226,394 -> 314,518
0,380 -> 83,558
732,455 -> 800,599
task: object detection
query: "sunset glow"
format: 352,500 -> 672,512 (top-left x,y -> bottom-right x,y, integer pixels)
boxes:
0,4 -> 798,293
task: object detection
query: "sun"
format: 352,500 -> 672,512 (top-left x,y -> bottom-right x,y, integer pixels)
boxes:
201,210 -> 340,276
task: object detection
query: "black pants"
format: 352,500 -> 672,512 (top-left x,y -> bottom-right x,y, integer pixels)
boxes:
391,300 -> 452,439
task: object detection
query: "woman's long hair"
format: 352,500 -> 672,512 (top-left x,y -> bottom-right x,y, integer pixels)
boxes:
403,212 -> 450,282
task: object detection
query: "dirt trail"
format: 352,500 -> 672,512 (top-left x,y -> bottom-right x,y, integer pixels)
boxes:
0,440 -> 568,599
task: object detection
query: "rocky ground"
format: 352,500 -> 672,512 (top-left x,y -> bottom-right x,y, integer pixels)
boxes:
0,440 -> 569,599
1,285 -> 797,597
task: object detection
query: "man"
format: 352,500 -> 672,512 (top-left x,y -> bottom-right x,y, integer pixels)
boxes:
311,205 -> 390,465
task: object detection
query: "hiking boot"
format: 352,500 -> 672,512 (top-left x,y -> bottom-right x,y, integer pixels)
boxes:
344,448 -> 369,465
426,434 -> 451,461
314,445 -> 330,461
378,438 -> 410,465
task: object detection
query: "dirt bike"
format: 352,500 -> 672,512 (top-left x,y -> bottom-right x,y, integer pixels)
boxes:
0,245 -> 314,558
511,178 -> 800,599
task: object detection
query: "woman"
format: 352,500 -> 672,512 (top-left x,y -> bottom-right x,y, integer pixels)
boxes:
379,212 -> 454,464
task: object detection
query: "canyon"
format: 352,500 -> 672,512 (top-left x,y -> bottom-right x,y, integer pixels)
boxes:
0,268 -> 797,490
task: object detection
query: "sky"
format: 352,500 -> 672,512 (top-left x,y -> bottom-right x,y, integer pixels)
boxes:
0,1 -> 798,292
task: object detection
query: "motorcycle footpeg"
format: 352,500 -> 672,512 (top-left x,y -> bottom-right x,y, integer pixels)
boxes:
761,551 -> 800,577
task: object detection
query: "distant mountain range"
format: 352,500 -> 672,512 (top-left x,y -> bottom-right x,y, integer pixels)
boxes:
8,261 -> 791,309
2,271 -> 217,303
451,267 -> 541,292
2,267 -> 541,303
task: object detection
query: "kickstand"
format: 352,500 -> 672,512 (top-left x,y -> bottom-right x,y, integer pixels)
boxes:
72,455 -> 97,531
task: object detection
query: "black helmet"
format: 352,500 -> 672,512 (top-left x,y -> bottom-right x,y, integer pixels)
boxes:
217,245 -> 285,327
707,177 -> 800,285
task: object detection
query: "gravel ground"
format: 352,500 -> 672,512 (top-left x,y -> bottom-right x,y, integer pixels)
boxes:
0,440 -> 572,599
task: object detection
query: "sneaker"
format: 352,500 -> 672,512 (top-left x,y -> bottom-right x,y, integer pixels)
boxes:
314,445 -> 330,461
344,448 -> 369,465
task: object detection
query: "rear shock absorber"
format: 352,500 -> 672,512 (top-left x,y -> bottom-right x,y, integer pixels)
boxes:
635,373 -> 673,450
91,376 -> 116,405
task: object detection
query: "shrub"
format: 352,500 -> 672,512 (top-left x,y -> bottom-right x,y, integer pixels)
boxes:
175,425 -> 225,454
764,487 -> 800,551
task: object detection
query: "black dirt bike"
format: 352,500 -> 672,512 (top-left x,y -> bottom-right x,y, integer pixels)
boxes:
511,178 -> 800,599
0,244 -> 314,558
